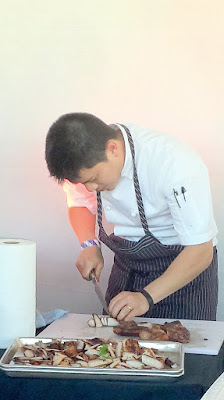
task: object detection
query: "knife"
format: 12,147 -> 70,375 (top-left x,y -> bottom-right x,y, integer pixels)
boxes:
89,269 -> 109,315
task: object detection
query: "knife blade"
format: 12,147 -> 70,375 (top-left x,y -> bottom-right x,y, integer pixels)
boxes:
90,269 -> 109,315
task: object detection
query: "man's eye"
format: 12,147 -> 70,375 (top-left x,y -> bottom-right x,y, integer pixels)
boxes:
86,179 -> 95,184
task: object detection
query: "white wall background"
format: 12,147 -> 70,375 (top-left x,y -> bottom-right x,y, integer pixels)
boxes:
1,0 -> 224,319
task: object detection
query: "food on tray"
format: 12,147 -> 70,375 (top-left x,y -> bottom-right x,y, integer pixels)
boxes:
11,338 -> 178,370
87,314 -> 190,344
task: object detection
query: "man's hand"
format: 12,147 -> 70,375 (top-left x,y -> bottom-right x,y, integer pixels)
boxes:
108,291 -> 149,321
75,246 -> 104,281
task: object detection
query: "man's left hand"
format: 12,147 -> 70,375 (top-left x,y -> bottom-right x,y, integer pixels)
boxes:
108,291 -> 149,321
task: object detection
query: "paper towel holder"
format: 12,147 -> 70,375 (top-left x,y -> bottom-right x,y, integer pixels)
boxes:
3,241 -> 20,244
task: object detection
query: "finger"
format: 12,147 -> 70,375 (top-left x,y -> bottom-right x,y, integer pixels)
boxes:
110,298 -> 134,319
109,298 -> 128,318
124,309 -> 136,321
94,264 -> 103,281
76,263 -> 92,280
116,305 -> 134,321
85,272 -> 93,281
108,291 -> 129,312
82,271 -> 92,281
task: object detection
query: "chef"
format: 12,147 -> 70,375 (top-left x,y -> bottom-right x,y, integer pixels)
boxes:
45,112 -> 218,322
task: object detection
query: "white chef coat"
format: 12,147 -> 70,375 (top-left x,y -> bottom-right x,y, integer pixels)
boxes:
63,123 -> 218,246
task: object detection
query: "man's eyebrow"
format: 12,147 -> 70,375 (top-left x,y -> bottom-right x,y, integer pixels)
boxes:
81,176 -> 95,184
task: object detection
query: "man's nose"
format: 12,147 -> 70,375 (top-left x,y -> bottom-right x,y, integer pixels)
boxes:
85,182 -> 98,192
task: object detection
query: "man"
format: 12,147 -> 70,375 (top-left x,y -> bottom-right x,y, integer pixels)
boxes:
45,112 -> 218,321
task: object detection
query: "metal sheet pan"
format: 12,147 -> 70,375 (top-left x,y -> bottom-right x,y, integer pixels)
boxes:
0,337 -> 184,379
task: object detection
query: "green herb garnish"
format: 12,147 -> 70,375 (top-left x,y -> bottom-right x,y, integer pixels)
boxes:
99,344 -> 109,359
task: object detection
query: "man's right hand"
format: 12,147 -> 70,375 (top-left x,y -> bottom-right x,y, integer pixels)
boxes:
75,246 -> 104,281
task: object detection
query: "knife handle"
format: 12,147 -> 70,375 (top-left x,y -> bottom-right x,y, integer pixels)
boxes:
89,269 -> 96,280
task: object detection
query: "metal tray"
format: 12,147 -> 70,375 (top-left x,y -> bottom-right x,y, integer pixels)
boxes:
0,337 -> 184,379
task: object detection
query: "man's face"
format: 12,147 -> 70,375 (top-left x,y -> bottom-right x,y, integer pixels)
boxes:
77,136 -> 125,192
78,159 -> 121,192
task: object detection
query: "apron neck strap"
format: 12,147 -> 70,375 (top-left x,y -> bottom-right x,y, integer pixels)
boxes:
97,125 -> 149,235
120,124 -> 149,234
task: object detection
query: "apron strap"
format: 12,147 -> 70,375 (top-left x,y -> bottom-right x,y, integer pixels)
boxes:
120,124 -> 149,235
97,124 -> 149,235
97,191 -> 103,228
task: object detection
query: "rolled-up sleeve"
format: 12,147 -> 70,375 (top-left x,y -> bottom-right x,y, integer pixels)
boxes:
62,180 -> 97,214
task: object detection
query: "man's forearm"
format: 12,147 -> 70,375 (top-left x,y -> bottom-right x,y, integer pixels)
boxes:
68,206 -> 96,243
144,240 -> 214,304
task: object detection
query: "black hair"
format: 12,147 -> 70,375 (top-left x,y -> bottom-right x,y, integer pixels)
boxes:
45,113 -> 118,183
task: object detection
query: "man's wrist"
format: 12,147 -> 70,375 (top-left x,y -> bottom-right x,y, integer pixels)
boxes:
81,239 -> 101,251
140,288 -> 154,314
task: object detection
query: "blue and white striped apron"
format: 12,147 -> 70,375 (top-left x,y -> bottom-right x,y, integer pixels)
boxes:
97,126 -> 218,320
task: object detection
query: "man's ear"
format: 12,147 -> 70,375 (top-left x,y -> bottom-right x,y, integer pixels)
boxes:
105,139 -> 120,157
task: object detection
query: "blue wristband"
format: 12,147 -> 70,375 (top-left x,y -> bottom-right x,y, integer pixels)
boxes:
81,239 -> 101,250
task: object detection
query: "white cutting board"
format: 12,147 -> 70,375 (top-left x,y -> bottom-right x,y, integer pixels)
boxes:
38,313 -> 224,355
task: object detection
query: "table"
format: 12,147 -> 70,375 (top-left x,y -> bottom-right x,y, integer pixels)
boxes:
1,338 -> 224,400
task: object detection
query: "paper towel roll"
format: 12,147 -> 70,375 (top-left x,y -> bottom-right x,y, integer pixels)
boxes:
0,239 -> 36,348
